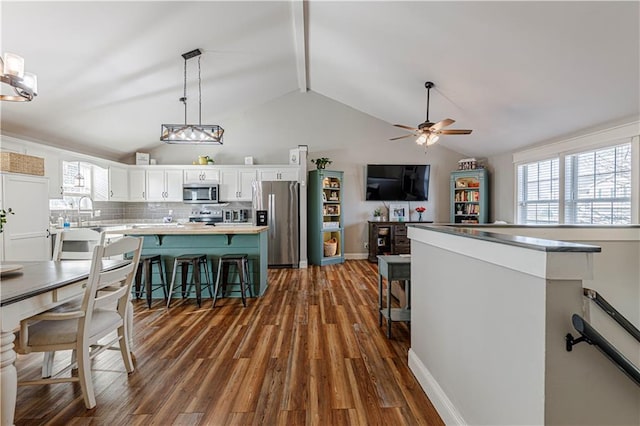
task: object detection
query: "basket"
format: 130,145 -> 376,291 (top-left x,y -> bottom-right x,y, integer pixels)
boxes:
0,152 -> 44,176
323,238 -> 338,257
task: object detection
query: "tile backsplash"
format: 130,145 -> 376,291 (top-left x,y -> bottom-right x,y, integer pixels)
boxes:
54,201 -> 252,223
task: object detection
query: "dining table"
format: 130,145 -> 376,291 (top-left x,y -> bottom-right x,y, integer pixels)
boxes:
0,259 -> 127,426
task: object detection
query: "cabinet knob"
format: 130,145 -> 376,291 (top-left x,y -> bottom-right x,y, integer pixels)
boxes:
110,190 -> 113,197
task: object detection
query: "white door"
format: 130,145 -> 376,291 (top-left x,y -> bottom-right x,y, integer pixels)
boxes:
1,173 -> 51,261
184,168 -> 220,183
146,169 -> 166,201
24,147 -> 63,198
237,169 -> 256,201
164,169 -> 184,201
219,169 -> 239,201
257,167 -> 298,181
128,169 -> 146,201
109,166 -> 129,201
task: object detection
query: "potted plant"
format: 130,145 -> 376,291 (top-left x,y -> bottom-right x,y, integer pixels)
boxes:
0,208 -> 14,233
373,207 -> 383,221
415,206 -> 426,221
311,157 -> 332,170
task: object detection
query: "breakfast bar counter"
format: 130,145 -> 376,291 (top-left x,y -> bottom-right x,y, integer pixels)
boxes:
105,225 -> 269,296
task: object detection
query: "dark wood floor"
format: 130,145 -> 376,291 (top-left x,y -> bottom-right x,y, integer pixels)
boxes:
14,260 -> 443,425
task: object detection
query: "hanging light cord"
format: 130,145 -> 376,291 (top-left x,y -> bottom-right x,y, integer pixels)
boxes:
182,58 -> 187,125
198,56 -> 202,126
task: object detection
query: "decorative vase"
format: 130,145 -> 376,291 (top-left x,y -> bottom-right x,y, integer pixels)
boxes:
418,213 -> 423,222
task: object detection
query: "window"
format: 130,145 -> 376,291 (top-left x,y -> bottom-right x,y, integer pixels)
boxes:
565,143 -> 631,224
516,141 -> 633,225
49,161 -> 93,212
517,158 -> 560,224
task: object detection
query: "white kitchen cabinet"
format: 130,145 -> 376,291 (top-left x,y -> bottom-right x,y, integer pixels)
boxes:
184,168 -> 220,183
146,169 -> 183,202
219,168 -> 256,202
108,166 -> 129,201
1,173 -> 51,261
23,146 -> 63,198
128,169 -> 146,201
257,167 -> 299,182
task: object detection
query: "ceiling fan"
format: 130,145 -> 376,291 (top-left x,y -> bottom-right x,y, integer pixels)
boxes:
391,81 -> 472,146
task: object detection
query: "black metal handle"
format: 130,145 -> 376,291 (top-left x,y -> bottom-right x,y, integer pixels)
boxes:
566,314 -> 640,387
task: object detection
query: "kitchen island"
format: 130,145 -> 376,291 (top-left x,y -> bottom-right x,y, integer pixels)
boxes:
105,224 -> 269,297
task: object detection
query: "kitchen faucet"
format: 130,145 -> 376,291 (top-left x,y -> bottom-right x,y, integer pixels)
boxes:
77,195 -> 94,227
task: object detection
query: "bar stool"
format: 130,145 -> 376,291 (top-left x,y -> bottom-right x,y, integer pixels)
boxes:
134,254 -> 168,309
167,254 -> 213,308
213,254 -> 253,307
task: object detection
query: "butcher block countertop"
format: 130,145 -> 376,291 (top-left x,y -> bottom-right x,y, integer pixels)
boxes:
104,224 -> 268,235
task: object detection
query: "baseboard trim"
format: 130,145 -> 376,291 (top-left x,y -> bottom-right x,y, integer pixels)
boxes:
408,349 -> 466,426
345,252 -> 368,260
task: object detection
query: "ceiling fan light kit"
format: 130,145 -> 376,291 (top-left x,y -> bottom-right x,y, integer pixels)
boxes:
0,52 -> 38,102
161,48 -> 224,144
391,81 -> 471,147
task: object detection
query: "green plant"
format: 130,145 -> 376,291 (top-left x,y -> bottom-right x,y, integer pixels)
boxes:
311,157 -> 332,169
373,207 -> 382,217
0,208 -> 14,233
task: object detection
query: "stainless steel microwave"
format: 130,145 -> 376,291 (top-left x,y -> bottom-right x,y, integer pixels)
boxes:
182,183 -> 219,204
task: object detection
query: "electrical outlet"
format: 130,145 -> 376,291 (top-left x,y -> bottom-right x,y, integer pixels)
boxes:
364,242 -> 369,249
94,210 -> 101,217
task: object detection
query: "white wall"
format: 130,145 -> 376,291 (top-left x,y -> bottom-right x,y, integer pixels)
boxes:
486,152 -> 514,222
408,226 -> 640,425
149,91 -> 464,256
488,119 -> 640,224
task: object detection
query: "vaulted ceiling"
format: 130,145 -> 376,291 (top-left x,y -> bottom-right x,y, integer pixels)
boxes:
2,1 -> 638,160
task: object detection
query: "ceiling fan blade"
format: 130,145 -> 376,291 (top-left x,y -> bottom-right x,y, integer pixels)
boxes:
440,129 -> 472,135
389,134 -> 415,141
393,124 -> 419,131
429,118 -> 455,131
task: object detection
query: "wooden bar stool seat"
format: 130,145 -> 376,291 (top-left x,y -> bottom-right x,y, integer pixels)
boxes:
134,254 -> 167,308
213,254 -> 252,307
167,254 -> 212,308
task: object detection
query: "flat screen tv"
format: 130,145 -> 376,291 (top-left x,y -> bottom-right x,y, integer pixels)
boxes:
365,164 -> 431,201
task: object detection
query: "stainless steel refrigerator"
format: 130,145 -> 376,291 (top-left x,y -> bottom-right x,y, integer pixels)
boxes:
252,180 -> 299,268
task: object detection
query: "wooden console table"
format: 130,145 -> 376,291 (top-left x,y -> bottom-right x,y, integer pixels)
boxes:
368,221 -> 432,262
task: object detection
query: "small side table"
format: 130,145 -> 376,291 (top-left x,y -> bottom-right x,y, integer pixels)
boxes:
377,255 -> 411,338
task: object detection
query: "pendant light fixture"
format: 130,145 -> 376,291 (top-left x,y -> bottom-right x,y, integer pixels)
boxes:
73,162 -> 85,188
160,49 -> 224,144
0,52 -> 38,102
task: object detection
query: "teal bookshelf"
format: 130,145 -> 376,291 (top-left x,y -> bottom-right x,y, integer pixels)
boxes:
450,168 -> 489,224
308,170 -> 345,266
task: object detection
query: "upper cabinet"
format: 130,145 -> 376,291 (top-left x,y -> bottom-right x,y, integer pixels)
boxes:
146,168 -> 183,202
108,166 -> 128,201
128,168 -> 146,201
184,168 -> 220,184
20,146 -> 63,198
257,166 -> 299,182
219,168 -> 256,202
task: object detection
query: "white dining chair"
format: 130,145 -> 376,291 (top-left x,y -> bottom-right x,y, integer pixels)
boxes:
52,228 -> 105,261
39,228 -> 107,377
17,236 -> 143,409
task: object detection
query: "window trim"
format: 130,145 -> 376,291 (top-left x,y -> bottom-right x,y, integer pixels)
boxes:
514,135 -> 638,225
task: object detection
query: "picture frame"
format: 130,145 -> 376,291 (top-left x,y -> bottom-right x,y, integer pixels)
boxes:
389,202 -> 409,222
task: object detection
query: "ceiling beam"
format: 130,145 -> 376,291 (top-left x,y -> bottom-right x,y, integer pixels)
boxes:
291,0 -> 308,92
